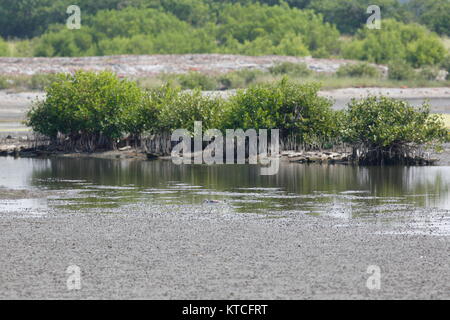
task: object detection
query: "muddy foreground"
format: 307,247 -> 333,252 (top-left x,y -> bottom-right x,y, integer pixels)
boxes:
0,188 -> 448,299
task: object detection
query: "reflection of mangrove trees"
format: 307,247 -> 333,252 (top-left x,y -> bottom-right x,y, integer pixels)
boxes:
29,158 -> 450,209
26,71 -> 448,164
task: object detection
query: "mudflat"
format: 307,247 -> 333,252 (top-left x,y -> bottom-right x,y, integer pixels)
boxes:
0,197 -> 448,299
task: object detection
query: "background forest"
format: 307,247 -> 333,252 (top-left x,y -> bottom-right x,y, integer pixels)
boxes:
0,0 -> 449,71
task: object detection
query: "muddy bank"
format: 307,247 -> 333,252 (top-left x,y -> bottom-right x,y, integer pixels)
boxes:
0,192 -> 448,299
1,134 -> 449,165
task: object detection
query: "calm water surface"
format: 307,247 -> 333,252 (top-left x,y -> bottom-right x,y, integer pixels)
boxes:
1,157 -> 449,226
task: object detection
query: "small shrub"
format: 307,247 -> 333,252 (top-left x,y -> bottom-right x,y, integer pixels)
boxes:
218,69 -> 265,89
417,67 -> 440,81
342,19 -> 446,67
224,78 -> 337,146
177,72 -> 217,90
269,62 -> 312,77
0,76 -> 8,89
336,63 -> 381,78
218,72 -> 246,90
155,87 -> 226,132
343,96 -> 448,164
0,37 -> 9,56
13,39 -> 35,57
26,71 -> 144,151
388,60 -> 416,80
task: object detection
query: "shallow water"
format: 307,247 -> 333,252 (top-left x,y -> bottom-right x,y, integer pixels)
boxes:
1,157 -> 449,224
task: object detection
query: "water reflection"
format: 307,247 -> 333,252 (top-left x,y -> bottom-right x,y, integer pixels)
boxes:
0,157 -> 449,218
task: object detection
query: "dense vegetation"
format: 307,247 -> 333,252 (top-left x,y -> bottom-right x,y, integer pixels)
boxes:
0,0 -> 448,71
27,71 -> 448,163
342,19 -> 446,67
342,97 -> 448,164
2,0 -> 448,39
26,71 -> 144,150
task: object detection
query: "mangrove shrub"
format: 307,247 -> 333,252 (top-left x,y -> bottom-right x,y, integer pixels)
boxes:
26,71 -> 144,151
146,85 -> 226,133
224,78 -> 339,147
342,96 -> 448,164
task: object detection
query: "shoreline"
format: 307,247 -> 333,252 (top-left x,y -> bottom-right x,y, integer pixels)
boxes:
1,138 -> 449,166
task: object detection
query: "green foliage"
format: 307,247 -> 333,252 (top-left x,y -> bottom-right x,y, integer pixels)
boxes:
34,28 -> 97,57
406,0 -> 450,36
224,78 -> 337,144
0,0 -> 447,70
14,2 -> 338,58
343,20 -> 446,67
26,71 -> 449,162
387,60 -> 416,80
0,37 -> 9,56
12,40 -> 36,57
177,72 -> 218,91
218,69 -> 266,89
26,71 -> 143,145
442,55 -> 450,72
215,2 -> 340,57
269,62 -> 312,76
336,63 -> 381,78
2,0 -> 447,40
0,76 -> 8,89
342,96 -> 448,163
417,67 -> 440,81
97,35 -> 154,55
307,0 -> 406,35
0,0 -> 140,39
155,88 -> 225,132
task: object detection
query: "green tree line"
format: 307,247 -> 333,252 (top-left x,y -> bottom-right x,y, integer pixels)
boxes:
27,71 -> 449,164
0,1 -> 448,69
1,0 -> 449,38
